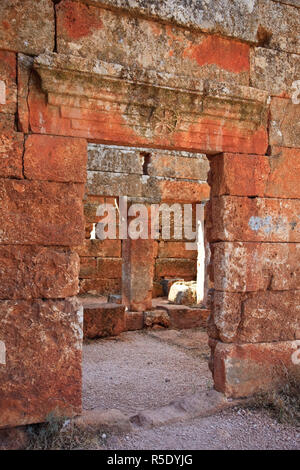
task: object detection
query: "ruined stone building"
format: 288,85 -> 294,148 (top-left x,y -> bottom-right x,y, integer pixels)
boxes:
0,0 -> 299,429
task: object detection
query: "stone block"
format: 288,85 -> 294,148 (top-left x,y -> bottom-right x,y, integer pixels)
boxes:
211,196 -> 300,242
147,152 -> 209,181
210,339 -> 300,397
211,290 -> 300,343
0,50 -> 17,115
75,239 -> 121,258
155,258 -> 196,280
125,311 -> 144,331
0,246 -> 79,300
0,114 -> 23,178
56,1 -> 250,85
250,47 -> 300,98
0,0 -> 54,54
24,135 -> 87,183
212,242 -> 300,292
210,150 -> 300,199
0,179 -> 85,245
79,278 -> 121,296
88,144 -> 143,174
0,297 -> 82,428
83,302 -> 125,338
269,97 -> 300,148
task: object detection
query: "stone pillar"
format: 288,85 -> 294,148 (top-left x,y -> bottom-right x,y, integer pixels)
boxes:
0,133 -> 87,428
122,200 -> 155,311
207,151 -> 300,397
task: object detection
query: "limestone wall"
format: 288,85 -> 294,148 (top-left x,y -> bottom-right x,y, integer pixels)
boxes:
0,0 -> 299,426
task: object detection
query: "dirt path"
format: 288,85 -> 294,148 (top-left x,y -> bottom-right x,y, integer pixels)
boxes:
82,328 -> 299,450
83,328 -> 212,415
104,408 -> 299,450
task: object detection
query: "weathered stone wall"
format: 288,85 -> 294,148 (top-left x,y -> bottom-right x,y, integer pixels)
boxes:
0,0 -> 299,426
76,144 -> 208,299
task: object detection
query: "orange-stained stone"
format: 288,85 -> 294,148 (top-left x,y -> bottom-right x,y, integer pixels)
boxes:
56,0 -> 103,40
210,196 -> 300,243
209,153 -> 270,197
0,246 -> 79,300
211,290 -> 300,343
155,258 -> 196,280
183,35 -> 249,74
28,61 -> 267,155
79,278 -> 121,296
160,180 -> 210,202
212,241 -> 300,292
0,50 -> 17,115
83,303 -> 125,339
210,339 -> 300,397
0,0 -> 54,54
266,147 -> 300,199
24,134 -> 87,183
0,114 -> 23,178
158,241 -> 197,259
122,239 -> 155,311
0,179 -> 85,246
75,239 -> 121,258
0,297 -> 82,428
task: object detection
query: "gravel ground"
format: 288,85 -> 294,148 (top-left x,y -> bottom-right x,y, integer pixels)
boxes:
83,328 -> 212,415
82,328 -> 299,450
104,408 -> 300,450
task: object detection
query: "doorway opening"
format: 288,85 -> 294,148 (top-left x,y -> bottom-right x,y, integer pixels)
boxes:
74,143 -> 214,416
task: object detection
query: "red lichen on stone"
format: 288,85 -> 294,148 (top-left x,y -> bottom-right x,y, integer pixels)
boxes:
57,0 -> 103,40
183,36 -> 250,74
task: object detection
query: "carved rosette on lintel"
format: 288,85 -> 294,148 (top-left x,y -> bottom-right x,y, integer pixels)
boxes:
33,53 -> 269,154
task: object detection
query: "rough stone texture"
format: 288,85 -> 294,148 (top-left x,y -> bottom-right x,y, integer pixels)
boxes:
0,114 -> 23,179
80,278 -> 121,295
210,290 -> 300,343
74,408 -> 132,433
125,311 -> 144,330
75,239 -> 121,258
269,98 -> 300,148
159,303 -> 209,329
76,0 -> 300,54
210,339 -> 300,397
0,297 -> 82,428
56,1 -> 251,85
17,53 -> 33,133
0,0 -> 54,54
250,47 -> 300,98
88,144 -> 144,174
83,302 -> 125,338
31,53 -> 268,155
0,246 -> 80,300
212,242 -> 300,292
147,152 -> 209,181
24,135 -> 87,183
159,181 -> 210,203
210,196 -> 300,243
0,50 -> 17,115
80,257 -> 122,279
144,310 -> 170,328
0,179 -> 85,245
210,150 -> 300,199
155,258 -> 197,280
158,241 -> 197,259
168,281 -> 197,306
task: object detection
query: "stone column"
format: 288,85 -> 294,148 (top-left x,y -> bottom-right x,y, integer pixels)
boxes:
207,151 -> 300,397
122,200 -> 155,311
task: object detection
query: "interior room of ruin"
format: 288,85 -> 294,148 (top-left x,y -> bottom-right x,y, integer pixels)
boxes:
0,0 -> 299,449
